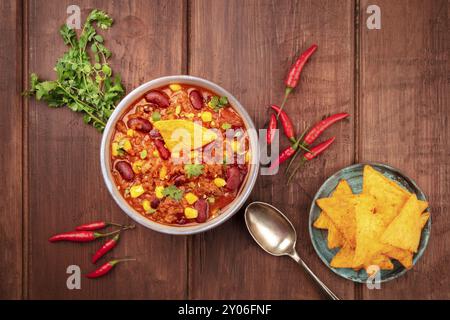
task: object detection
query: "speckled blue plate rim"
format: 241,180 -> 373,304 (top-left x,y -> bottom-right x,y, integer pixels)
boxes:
308,162 -> 431,283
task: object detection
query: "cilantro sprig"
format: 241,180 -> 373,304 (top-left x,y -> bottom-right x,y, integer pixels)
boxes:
162,185 -> 183,201
184,164 -> 204,178
25,9 -> 124,132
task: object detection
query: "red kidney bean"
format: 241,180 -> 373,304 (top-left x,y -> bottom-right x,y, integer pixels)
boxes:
189,90 -> 204,110
115,120 -> 127,133
195,199 -> 209,223
225,166 -> 241,191
154,139 -> 170,160
127,117 -> 152,133
150,198 -> 160,209
144,91 -> 170,108
115,161 -> 134,181
149,129 -> 162,139
173,175 -> 187,186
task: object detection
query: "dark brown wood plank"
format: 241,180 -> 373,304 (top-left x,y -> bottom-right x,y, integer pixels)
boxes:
358,0 -> 448,299
26,0 -> 187,299
0,0 -> 23,300
189,0 -> 355,299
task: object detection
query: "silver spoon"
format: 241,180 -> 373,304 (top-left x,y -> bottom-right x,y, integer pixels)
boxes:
245,201 -> 339,300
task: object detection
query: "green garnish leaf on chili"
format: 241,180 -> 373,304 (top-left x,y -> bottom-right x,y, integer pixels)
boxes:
184,164 -> 204,178
145,208 -> 156,214
208,95 -> 229,111
24,9 -> 124,132
221,122 -> 231,130
162,185 -> 183,201
152,111 -> 161,122
140,149 -> 148,159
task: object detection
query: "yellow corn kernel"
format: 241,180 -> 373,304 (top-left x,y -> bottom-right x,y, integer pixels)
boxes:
112,142 -> 120,156
127,129 -> 134,137
152,150 -> 159,158
155,186 -> 164,199
245,151 -> 251,163
171,151 -> 180,159
184,207 -> 198,219
169,84 -> 182,92
175,105 -> 181,115
185,113 -> 195,119
130,184 -> 145,198
214,178 -> 227,187
132,160 -> 144,174
142,200 -> 151,212
159,165 -> 167,180
201,111 -> 212,122
185,192 -> 199,205
231,141 -> 239,153
120,139 -> 132,152
210,121 -> 216,126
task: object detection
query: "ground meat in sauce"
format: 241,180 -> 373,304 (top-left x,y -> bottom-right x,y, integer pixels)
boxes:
110,83 -> 250,226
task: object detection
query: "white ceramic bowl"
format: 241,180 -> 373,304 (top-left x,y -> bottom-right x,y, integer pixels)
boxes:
100,75 -> 260,234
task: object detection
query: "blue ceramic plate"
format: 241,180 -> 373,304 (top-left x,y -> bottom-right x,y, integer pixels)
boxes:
308,163 -> 431,283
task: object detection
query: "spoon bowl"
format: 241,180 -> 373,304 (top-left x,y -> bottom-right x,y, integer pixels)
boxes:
244,201 -> 339,300
245,202 -> 297,256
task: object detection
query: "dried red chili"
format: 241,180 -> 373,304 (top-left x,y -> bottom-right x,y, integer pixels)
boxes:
92,234 -> 120,264
303,113 -> 349,146
270,105 -> 296,143
75,221 -> 126,231
279,44 -> 318,113
287,137 -> 336,184
48,225 -> 134,243
86,258 -> 136,279
266,113 -> 277,145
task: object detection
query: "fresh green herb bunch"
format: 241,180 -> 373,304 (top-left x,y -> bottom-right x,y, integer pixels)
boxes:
25,10 -> 124,132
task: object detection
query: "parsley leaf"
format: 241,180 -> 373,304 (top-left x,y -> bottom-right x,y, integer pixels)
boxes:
162,185 -> 183,201
24,9 -> 124,132
152,111 -> 161,122
184,164 -> 204,178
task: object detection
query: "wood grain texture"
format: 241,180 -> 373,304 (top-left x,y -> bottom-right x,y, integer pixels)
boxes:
358,0 -> 449,299
0,0 -> 23,299
188,0 -> 355,299
26,0 -> 187,299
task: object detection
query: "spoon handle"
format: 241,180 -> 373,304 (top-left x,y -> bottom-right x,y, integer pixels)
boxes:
289,250 -> 340,300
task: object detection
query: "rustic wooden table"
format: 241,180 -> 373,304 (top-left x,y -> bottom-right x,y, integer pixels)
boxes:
1,0 -> 448,300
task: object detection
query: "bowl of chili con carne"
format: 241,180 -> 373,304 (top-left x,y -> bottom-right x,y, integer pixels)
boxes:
101,75 -> 259,235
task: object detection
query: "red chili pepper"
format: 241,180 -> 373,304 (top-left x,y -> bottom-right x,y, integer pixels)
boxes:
303,113 -> 349,146
304,136 -> 336,161
270,105 -> 296,143
266,113 -> 277,145
287,137 -> 336,184
92,234 -> 120,264
86,258 -> 135,279
48,225 -> 134,243
269,138 -> 303,171
279,44 -> 318,113
75,221 -> 125,231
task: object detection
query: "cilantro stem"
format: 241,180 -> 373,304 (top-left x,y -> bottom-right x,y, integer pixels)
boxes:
57,82 -> 106,127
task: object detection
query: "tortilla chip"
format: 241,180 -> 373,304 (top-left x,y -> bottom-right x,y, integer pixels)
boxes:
330,245 -> 354,268
381,194 -> 429,253
382,245 -> 414,269
365,254 -> 394,273
420,212 -> 430,228
316,194 -> 357,248
314,180 -> 353,248
153,120 -> 217,152
353,195 -> 386,268
362,165 -> 410,226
